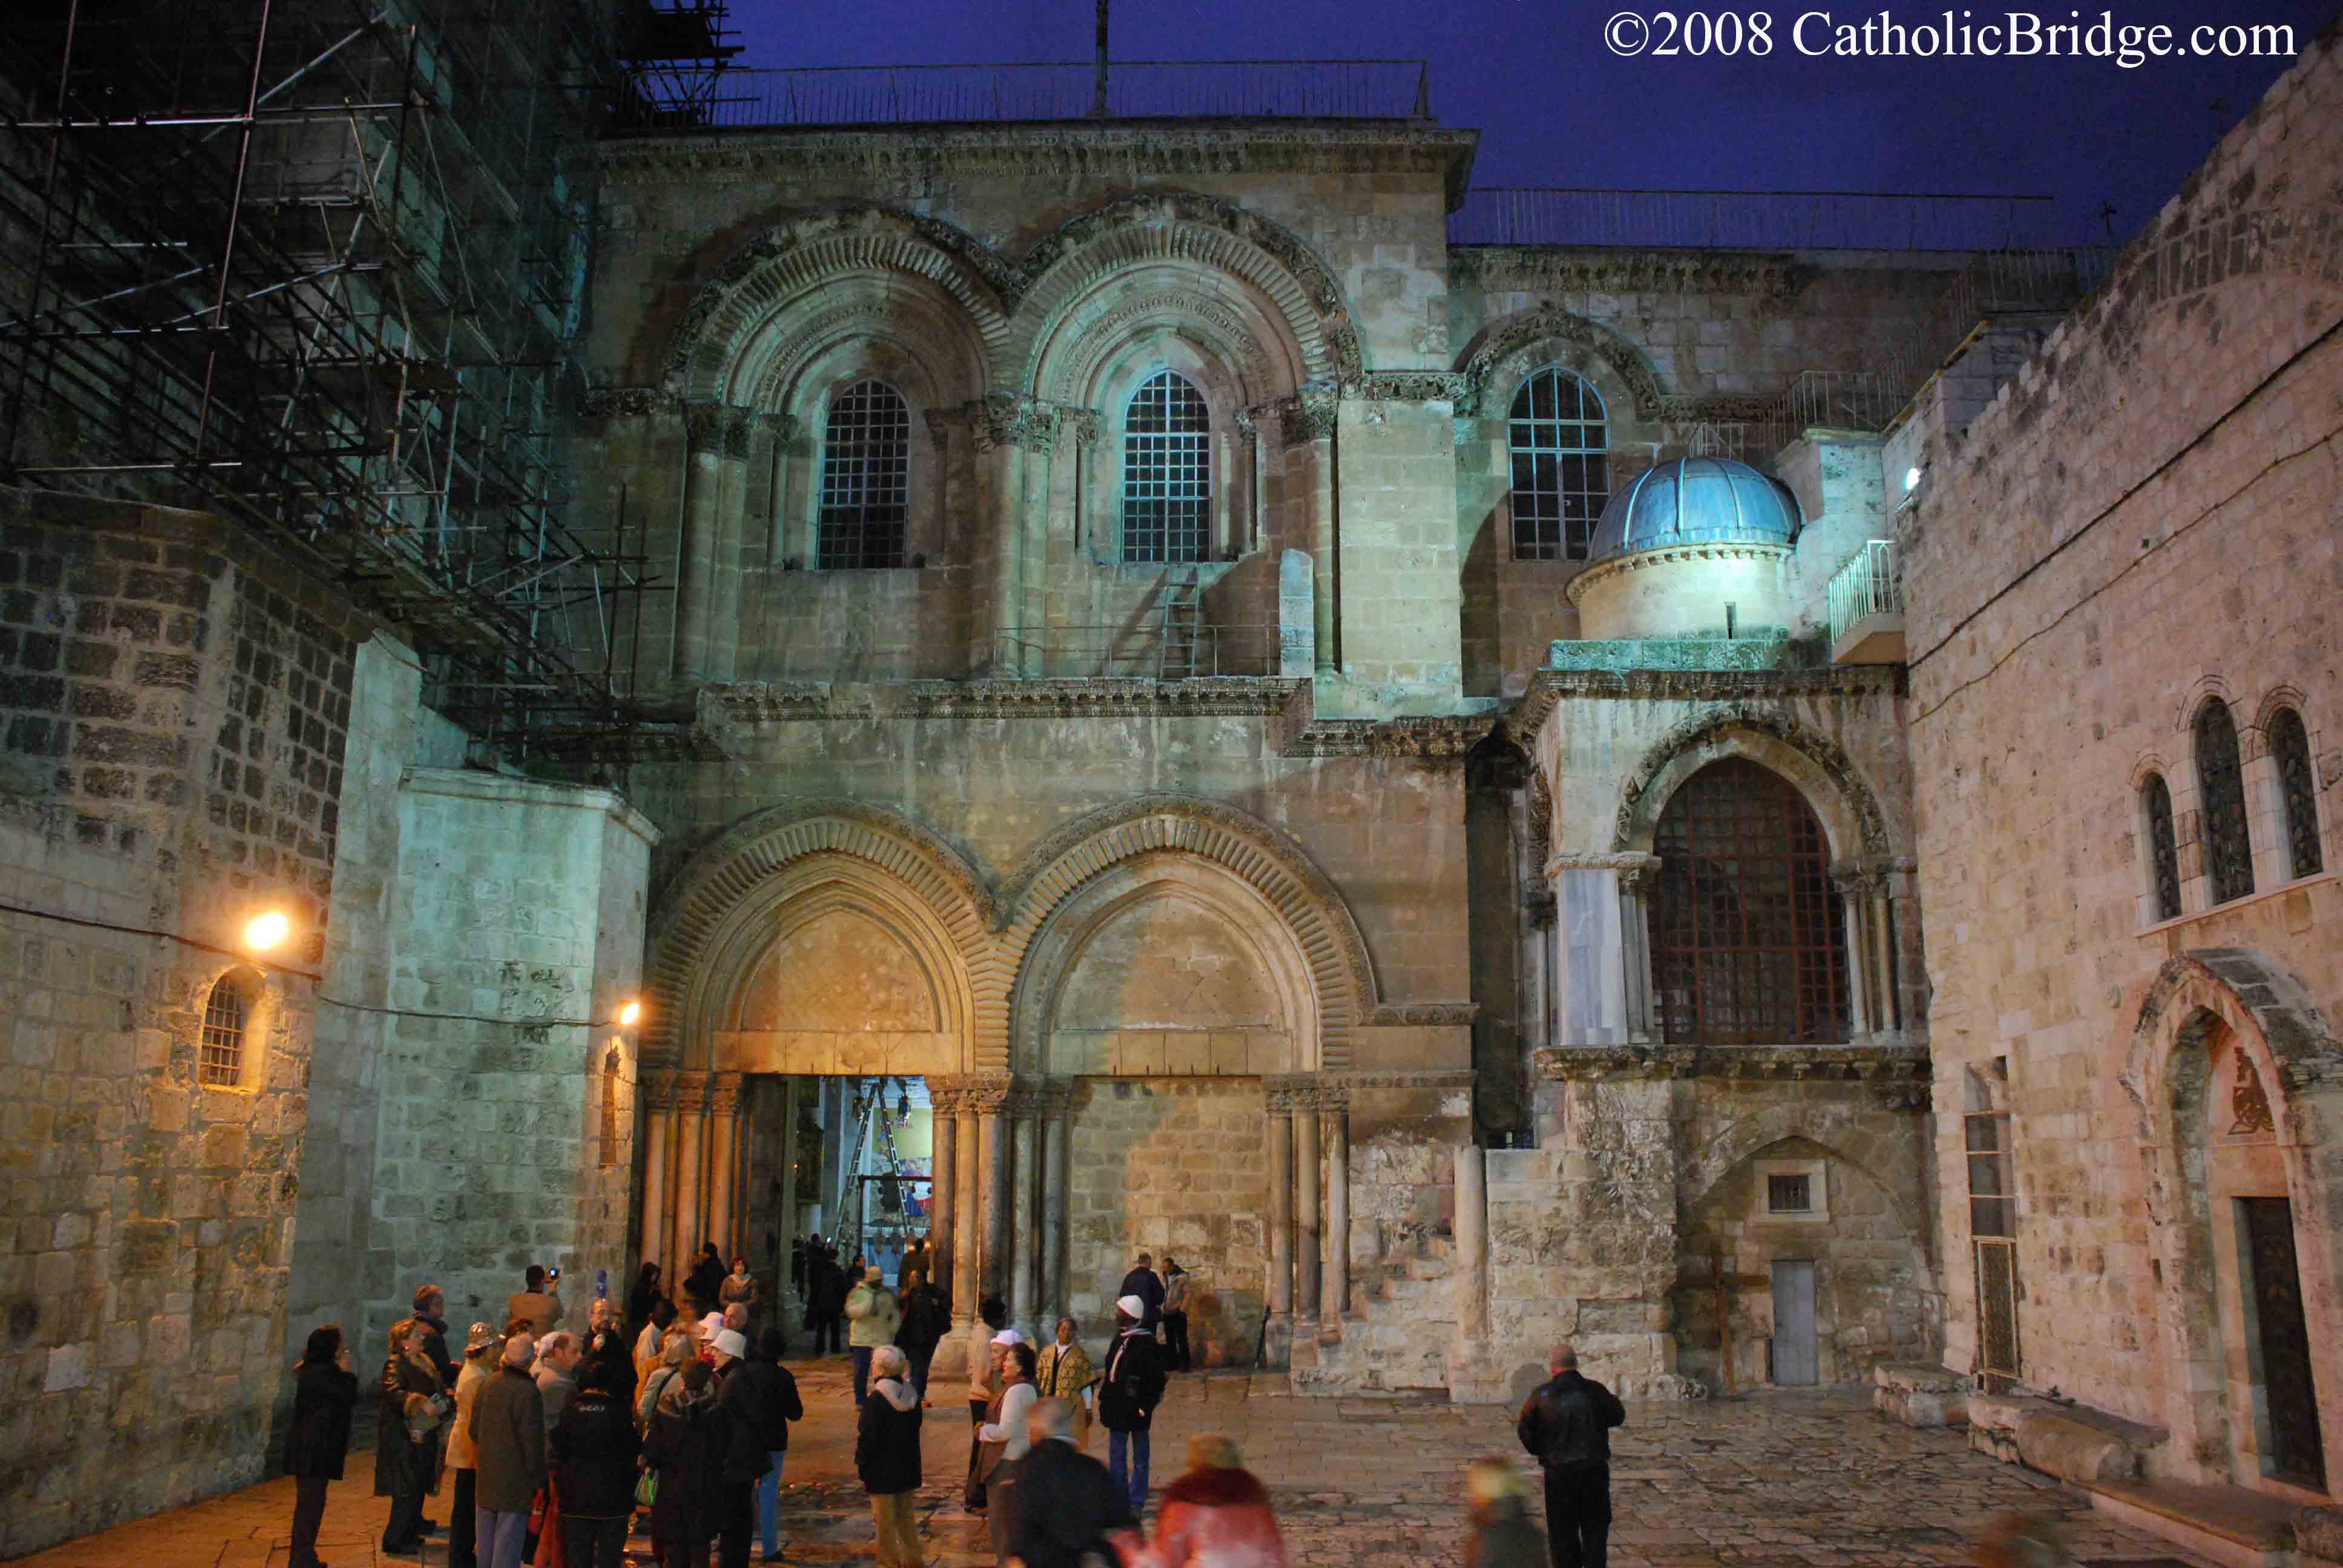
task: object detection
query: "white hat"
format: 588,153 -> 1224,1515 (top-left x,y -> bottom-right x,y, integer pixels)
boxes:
700,1312 -> 724,1335
990,1328 -> 1024,1347
711,1328 -> 747,1361
1116,1294 -> 1146,1319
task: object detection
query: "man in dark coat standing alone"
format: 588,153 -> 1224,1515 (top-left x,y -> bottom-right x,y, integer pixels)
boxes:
1515,1341 -> 1625,1568
1097,1295 -> 1166,1515
1117,1253 -> 1165,1334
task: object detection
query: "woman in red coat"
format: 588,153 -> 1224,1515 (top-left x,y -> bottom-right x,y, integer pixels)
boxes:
1127,1435 -> 1287,1567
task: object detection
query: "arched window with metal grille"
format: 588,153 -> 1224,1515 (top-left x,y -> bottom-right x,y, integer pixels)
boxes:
199,975 -> 251,1087
1650,759 -> 1849,1045
818,381 -> 911,569
2195,700 -> 2254,904
1507,368 -> 1609,561
1121,371 -> 1211,564
2268,707 -> 2322,880
2141,772 -> 2181,921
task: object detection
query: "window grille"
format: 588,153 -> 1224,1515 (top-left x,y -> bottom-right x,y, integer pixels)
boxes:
198,979 -> 247,1086
2195,701 -> 2254,904
2269,708 -> 2322,879
1766,1172 -> 1812,1214
1974,1236 -> 2022,1383
2141,773 -> 2181,921
1122,371 -> 1211,564
1650,759 -> 1849,1045
1507,369 -> 1609,561
818,381 -> 911,569
1965,1112 -> 2014,1238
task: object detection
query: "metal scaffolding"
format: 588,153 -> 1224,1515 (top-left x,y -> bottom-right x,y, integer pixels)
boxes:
0,0 -> 728,757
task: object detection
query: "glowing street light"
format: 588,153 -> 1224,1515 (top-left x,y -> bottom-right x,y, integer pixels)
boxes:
617,999 -> 643,1028
242,910 -> 291,953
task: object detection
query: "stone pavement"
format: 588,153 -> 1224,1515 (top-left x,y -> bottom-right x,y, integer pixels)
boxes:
10,1356 -> 2210,1567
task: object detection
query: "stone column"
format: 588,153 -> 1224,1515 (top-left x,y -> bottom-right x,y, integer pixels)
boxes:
927,1083 -> 959,1303
671,1073 -> 709,1271
1011,1085 -> 1042,1333
1294,1090 -> 1322,1322
1040,1082 -> 1072,1325
1548,854 -> 1636,1047
639,1070 -> 675,1279
1832,864 -> 1876,1037
706,1074 -> 742,1261
1265,1082 -> 1295,1318
1616,856 -> 1661,1042
675,403 -> 751,682
952,1094 -> 981,1330
1279,391 -> 1340,673
972,1076 -> 1012,1305
1455,1143 -> 1490,1344
1320,1086 -> 1350,1326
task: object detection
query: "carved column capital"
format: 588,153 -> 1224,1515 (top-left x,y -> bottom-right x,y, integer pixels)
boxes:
756,410 -> 799,445
642,1067 -> 680,1109
962,1073 -> 1015,1114
672,1070 -> 712,1113
581,385 -> 673,428
707,1073 -> 745,1118
684,400 -> 755,458
1275,385 -> 1339,445
952,393 -> 1064,454
1314,1080 -> 1352,1115
1616,854 -> 1665,897
1038,1080 -> 1075,1117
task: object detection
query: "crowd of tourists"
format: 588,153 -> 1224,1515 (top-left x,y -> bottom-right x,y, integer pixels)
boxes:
279,1248 -> 1617,1568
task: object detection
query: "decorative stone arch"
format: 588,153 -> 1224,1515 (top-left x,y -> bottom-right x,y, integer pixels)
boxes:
994,795 -> 1379,1070
1613,705 -> 1895,862
664,207 -> 1013,397
1456,307 -> 1671,421
1009,852 -> 1322,1076
2120,949 -> 2343,1483
1040,281 -> 1303,409
732,275 -> 987,414
2171,671 -> 2244,739
1004,192 -> 1362,388
2249,681 -> 2315,740
643,800 -> 997,1073
1677,1102 -> 1928,1246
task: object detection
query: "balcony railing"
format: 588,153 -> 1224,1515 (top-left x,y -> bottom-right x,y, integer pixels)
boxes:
612,59 -> 1432,132
1448,188 -> 2065,252
1827,540 -> 1905,664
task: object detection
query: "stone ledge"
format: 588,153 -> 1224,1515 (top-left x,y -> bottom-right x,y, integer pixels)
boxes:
2083,1476 -> 2296,1568
1871,1361 -> 1969,1427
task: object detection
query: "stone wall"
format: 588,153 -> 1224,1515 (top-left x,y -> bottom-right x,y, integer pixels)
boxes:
1066,1076 -> 1268,1360
0,488 -> 371,1556
1898,21 -> 2343,1487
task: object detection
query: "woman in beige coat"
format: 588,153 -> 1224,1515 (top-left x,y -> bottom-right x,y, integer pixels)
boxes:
1036,1316 -> 1096,1448
443,1324 -> 497,1568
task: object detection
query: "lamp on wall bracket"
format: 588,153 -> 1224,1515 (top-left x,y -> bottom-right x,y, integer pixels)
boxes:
617,999 -> 643,1028
241,910 -> 292,955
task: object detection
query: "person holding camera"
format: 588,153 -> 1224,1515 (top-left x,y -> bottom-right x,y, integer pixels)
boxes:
509,1264 -> 563,1339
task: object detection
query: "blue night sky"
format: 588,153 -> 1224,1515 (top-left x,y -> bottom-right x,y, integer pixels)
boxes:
726,0 -> 2338,244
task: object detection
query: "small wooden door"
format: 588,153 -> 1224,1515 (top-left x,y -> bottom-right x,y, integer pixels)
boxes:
1772,1260 -> 1819,1387
2239,1198 -> 2326,1489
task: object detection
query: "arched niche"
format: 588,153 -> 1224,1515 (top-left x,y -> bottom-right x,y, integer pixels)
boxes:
1017,855 -> 1312,1077
1614,707 -> 1895,863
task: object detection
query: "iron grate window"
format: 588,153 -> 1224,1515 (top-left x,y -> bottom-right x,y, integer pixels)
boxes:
1965,1111 -> 2014,1238
1507,368 -> 1609,561
2142,772 -> 2182,921
818,381 -> 911,570
2195,700 -> 2254,904
1651,759 -> 1850,1045
1122,371 -> 1212,564
198,980 -> 247,1086
2270,708 -> 2322,880
1766,1173 -> 1812,1214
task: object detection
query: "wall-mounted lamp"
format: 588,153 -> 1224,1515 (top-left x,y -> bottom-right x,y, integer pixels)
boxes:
1902,465 -> 1924,494
617,999 -> 643,1028
242,910 -> 292,954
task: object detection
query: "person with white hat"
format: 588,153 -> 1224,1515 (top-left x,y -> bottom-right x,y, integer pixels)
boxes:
1098,1295 -> 1167,1515
707,1328 -> 773,1566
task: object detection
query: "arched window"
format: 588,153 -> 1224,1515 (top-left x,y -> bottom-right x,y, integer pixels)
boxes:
198,975 -> 251,1086
2141,772 -> 2181,921
1507,368 -> 1609,561
818,381 -> 911,569
1121,371 -> 1211,564
2269,708 -> 2322,879
1650,759 -> 1849,1045
2194,701 -> 2253,904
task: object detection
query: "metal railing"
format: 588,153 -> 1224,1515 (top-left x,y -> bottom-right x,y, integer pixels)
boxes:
1449,188 -> 2065,251
995,622 -> 1280,680
1827,540 -> 1902,647
611,59 -> 1431,131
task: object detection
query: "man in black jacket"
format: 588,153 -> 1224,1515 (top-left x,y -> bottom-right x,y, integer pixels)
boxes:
1007,1398 -> 1135,1568
738,1327 -> 805,1564
1515,1341 -> 1626,1568
1097,1295 -> 1166,1515
1117,1253 -> 1166,1334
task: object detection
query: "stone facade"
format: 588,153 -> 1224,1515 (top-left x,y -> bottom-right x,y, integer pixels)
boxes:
1898,24 -> 2343,1503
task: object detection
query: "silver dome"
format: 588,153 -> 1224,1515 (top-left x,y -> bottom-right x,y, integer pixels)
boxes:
1587,456 -> 1801,563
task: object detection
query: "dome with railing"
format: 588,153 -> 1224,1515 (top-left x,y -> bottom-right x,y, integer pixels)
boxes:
1585,456 -> 1801,564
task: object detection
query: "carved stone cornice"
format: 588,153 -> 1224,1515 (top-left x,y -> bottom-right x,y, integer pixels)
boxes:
758,411 -> 801,445
1314,1081 -> 1352,1114
1342,371 -> 1467,405
1563,541 -> 1794,607
1334,1070 -> 1477,1091
1273,682 -> 1499,759
1532,1044 -> 1930,1106
1038,1080 -> 1074,1117
1514,666 -> 1907,741
1361,1002 -> 1479,1027
595,123 -> 1480,211
581,385 -> 674,426
1447,246 -> 1808,302
1660,393 -> 1786,425
701,678 -> 1300,730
